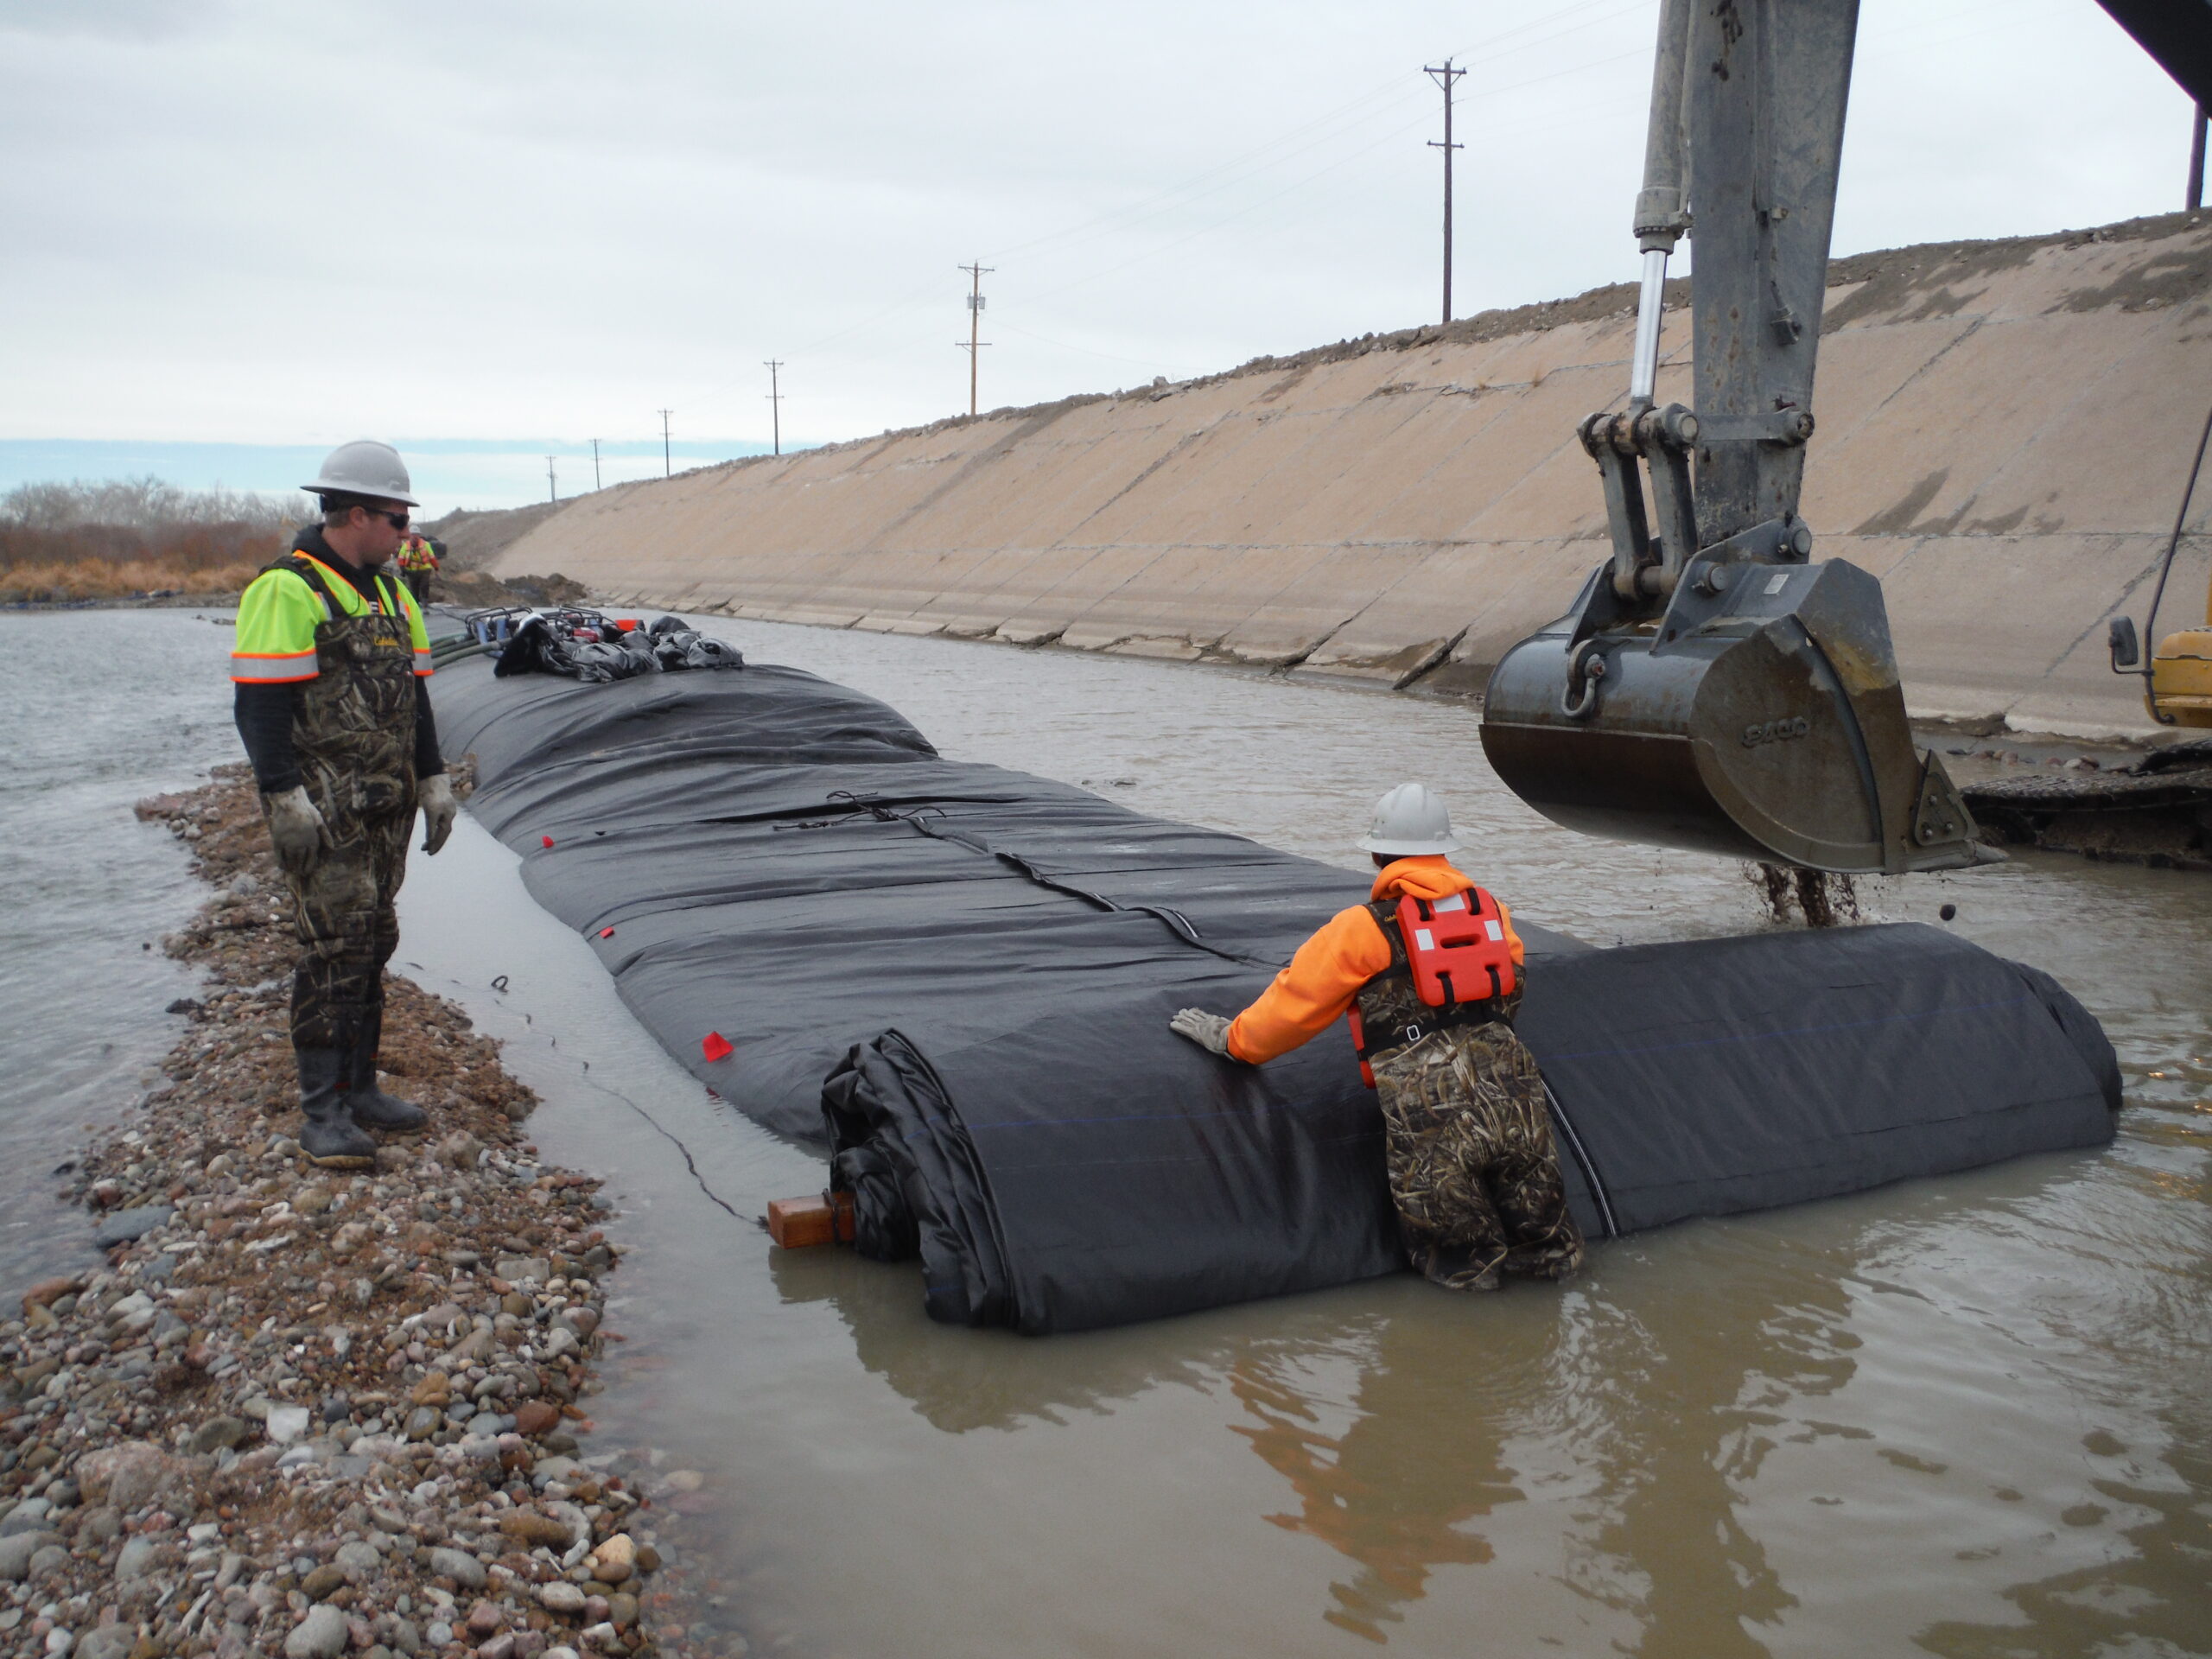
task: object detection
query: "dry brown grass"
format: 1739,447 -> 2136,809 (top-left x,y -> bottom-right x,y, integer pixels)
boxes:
0,558 -> 259,603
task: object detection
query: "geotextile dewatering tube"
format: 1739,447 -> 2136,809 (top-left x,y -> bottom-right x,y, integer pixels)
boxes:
430,650 -> 2120,1334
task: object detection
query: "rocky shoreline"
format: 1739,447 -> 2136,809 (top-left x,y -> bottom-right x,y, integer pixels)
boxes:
0,766 -> 737,1659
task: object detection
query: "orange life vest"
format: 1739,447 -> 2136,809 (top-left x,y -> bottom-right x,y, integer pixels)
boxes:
1346,885 -> 1518,1086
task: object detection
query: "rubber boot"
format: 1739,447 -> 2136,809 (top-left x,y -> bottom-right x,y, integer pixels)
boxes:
298,1048 -> 378,1170
347,1008 -> 428,1134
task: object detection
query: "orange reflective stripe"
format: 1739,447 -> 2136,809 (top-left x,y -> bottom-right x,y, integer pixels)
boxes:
231,651 -> 319,683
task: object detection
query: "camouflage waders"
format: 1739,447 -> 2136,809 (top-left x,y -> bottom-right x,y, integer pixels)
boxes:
1356,904 -> 1585,1291
264,559 -> 420,1062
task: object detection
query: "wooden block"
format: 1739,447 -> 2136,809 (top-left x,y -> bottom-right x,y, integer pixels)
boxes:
766,1191 -> 856,1249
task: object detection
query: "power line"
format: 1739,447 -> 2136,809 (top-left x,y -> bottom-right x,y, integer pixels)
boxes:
764,359 -> 785,456
657,409 -> 672,478
1010,40 -> 1650,312
979,0 -> 1653,267
1426,59 -> 1465,324
957,262 -> 994,417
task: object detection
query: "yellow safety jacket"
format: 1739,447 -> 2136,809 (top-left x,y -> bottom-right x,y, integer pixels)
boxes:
396,536 -> 440,572
231,551 -> 432,683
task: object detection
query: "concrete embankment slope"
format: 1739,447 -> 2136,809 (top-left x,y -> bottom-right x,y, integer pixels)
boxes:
493,213 -> 2212,736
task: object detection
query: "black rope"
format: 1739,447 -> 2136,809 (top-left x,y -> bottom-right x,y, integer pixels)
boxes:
1544,1080 -> 1618,1239
777,791 -> 1280,968
2135,396 -> 2212,725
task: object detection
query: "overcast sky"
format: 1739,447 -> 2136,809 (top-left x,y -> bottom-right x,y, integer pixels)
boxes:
0,0 -> 2198,510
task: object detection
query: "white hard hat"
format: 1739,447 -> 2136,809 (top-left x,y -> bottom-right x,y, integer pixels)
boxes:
1357,782 -> 1460,855
302,439 -> 418,506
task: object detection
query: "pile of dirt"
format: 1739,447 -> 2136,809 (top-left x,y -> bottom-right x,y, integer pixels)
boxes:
421,506 -> 573,576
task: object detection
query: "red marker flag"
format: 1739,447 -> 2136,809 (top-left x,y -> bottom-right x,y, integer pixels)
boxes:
702,1032 -> 734,1062
541,835 -> 556,849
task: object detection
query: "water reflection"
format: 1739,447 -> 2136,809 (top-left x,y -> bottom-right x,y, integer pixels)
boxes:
1226,1320 -> 1522,1643
759,1116 -> 2201,1659
768,1243 -> 1229,1434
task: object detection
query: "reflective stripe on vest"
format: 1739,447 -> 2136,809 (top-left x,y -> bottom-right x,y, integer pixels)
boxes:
229,647 -> 320,683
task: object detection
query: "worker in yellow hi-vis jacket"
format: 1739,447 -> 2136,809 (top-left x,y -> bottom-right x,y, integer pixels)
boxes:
231,440 -> 458,1170
395,529 -> 439,606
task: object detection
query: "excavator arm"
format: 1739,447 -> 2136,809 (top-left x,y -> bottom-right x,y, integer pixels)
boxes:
1478,0 -> 2212,873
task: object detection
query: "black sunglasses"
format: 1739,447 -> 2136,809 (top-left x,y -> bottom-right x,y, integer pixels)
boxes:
368,509 -> 409,530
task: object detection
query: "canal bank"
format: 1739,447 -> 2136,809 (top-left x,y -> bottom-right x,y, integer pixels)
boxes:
483,213 -> 2212,742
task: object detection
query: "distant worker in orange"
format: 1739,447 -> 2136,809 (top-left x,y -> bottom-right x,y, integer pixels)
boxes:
1170,784 -> 1583,1290
395,527 -> 440,606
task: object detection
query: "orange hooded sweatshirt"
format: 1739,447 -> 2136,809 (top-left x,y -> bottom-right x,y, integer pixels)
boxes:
1224,855 -> 1524,1066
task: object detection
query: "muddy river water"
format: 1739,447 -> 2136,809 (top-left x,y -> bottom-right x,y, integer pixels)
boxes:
9,608 -> 2211,1656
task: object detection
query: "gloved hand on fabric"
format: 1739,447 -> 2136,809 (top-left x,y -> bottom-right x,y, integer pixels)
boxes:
418,772 -> 458,855
264,786 -> 327,874
1169,1007 -> 1236,1058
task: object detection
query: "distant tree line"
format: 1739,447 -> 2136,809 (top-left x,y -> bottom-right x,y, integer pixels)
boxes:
0,477 -> 315,601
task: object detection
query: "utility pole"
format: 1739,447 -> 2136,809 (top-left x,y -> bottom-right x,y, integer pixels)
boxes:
590,438 -> 601,492
764,359 -> 785,456
545,455 -> 556,504
2190,103 -> 2208,212
657,409 -> 673,477
957,261 -> 994,417
1426,59 -> 1465,324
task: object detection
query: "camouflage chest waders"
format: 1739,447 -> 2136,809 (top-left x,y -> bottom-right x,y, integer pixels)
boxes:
1355,902 -> 1585,1291
270,560 -> 420,1079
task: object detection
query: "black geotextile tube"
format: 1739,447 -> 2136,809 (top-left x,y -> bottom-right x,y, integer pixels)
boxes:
428,648 -> 2122,1335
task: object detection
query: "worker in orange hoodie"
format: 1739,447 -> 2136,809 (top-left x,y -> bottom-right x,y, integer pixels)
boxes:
1171,784 -> 1583,1291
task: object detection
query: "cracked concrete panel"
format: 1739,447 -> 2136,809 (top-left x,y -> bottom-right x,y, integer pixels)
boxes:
1281,388 -> 1533,545
1437,315 -> 1637,392
1789,316 -> 1983,496
1818,311 -> 2163,537
1082,539 -> 1354,657
1052,543 -> 1252,647
1403,538 -> 1617,687
2008,537 -> 2209,735
1967,324 -> 2212,537
1255,545 -> 1446,678
1873,531 -> 2162,709
1096,417 -> 1338,548
1242,397 -> 1468,546
973,543 -> 1128,639
805,546 -> 1020,623
880,437 -> 1127,556
906,544 -> 1071,635
994,543 -> 1169,644
1452,372 -> 1628,543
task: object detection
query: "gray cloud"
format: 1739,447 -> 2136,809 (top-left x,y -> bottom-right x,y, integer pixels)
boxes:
0,0 -> 2195,467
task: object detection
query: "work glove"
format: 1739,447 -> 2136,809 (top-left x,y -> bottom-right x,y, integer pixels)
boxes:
264,786 -> 327,874
1169,1007 -> 1236,1058
418,772 -> 458,855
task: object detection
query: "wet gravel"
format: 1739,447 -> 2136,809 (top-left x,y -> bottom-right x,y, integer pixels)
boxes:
0,766 -> 741,1659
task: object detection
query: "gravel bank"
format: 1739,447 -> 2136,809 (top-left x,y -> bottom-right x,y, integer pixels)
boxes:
0,765 -> 741,1659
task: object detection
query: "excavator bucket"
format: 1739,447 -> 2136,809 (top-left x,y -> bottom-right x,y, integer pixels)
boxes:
1479,550 -> 1986,874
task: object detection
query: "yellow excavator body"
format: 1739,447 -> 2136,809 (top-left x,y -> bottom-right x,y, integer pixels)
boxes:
2150,627 -> 2212,728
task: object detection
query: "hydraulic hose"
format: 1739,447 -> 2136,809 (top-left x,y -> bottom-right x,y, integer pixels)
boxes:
2131,395 -> 2212,724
